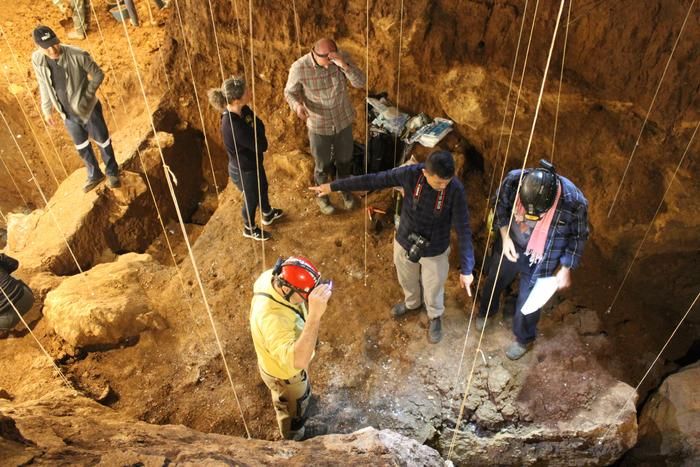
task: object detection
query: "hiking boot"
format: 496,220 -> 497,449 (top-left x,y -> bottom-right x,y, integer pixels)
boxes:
243,225 -> 271,241
390,302 -> 421,318
475,315 -> 487,332
299,421 -> 328,441
341,191 -> 355,210
83,175 -> 105,193
428,317 -> 443,344
316,196 -> 335,215
262,208 -> 284,226
505,341 -> 531,360
107,175 -> 121,188
67,30 -> 86,40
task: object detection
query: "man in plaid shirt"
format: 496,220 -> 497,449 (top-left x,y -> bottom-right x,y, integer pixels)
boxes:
478,161 -> 589,359
284,38 -> 365,214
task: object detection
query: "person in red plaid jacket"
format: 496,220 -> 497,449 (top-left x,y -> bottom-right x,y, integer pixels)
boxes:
284,38 -> 365,215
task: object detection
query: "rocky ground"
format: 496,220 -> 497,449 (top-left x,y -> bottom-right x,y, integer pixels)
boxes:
0,0 -> 698,465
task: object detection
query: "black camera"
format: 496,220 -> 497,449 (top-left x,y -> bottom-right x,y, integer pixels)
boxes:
407,233 -> 430,263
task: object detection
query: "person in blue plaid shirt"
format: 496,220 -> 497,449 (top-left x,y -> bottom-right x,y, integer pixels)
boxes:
310,151 -> 475,344
477,160 -> 589,360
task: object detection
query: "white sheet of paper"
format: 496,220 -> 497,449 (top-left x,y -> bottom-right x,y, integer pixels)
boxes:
521,276 -> 559,315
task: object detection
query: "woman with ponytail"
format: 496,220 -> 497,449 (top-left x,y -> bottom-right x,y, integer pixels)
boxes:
208,76 -> 283,240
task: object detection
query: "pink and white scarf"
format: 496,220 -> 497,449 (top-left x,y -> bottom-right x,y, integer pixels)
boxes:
514,183 -> 561,265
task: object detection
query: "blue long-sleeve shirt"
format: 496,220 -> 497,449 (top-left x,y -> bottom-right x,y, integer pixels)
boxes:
330,164 -> 475,274
495,170 -> 589,287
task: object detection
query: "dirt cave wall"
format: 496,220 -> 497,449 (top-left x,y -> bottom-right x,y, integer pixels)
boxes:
166,0 -> 700,304
0,0 -> 698,464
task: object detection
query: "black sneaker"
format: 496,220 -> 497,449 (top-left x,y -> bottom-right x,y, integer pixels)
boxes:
243,226 -> 271,241
428,317 -> 443,344
261,208 -> 284,226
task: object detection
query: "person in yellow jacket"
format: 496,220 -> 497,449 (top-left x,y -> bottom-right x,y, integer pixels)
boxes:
250,256 -> 332,440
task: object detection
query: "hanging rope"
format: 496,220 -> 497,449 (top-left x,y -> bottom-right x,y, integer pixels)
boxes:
0,109 -> 84,274
607,0 -> 695,218
291,0 -> 303,56
86,0 -> 208,347
0,62 -> 61,189
455,0 -> 534,397
448,0 -> 566,460
114,12 -> 251,439
551,0 -> 572,163
363,0 -> 370,286
0,28 -> 69,178
598,290 -> 699,444
172,0 -> 220,197
0,283 -> 76,391
607,119 -> 699,314
484,0 -> 540,222
0,27 -> 68,177
205,0 -> 262,262
0,151 -> 30,209
247,0 -> 268,267
230,0 -> 249,81
391,0 -> 404,168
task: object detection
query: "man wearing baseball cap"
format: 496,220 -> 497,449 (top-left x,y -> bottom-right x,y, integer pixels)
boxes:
31,25 -> 120,192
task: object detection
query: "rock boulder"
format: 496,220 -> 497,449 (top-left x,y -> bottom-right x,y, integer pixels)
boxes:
624,362 -> 700,466
0,389 -> 444,465
43,253 -> 167,348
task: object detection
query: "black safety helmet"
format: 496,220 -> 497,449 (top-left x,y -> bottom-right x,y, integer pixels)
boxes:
519,159 -> 558,220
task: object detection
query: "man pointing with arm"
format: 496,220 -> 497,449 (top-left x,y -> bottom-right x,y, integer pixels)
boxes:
311,151 -> 475,344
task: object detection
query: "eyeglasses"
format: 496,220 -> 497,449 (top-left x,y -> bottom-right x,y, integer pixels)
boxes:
312,49 -> 336,59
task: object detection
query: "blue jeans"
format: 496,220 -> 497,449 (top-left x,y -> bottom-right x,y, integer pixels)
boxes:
64,101 -> 119,181
479,242 -> 540,345
230,166 -> 271,228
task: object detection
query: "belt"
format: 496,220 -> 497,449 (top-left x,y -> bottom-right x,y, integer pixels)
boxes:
260,366 -> 307,385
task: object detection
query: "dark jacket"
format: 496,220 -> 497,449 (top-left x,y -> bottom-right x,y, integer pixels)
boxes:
494,170 -> 589,287
331,163 -> 475,274
221,106 -> 268,176
0,254 -> 26,314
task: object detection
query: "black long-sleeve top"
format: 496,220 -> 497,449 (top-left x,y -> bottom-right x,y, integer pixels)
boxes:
331,163 -> 475,274
220,106 -> 268,175
0,253 -> 25,313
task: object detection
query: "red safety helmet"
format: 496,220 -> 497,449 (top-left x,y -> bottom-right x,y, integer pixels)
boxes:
273,256 -> 321,300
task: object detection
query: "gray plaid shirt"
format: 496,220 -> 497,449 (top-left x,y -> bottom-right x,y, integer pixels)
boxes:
284,52 -> 365,136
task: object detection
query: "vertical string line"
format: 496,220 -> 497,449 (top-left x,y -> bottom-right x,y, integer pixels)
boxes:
247,0 -> 266,267
551,0 -> 572,163
607,119 -> 699,314
172,0 -> 220,197
607,0 -> 695,217
477,0 -> 539,222
87,0 -> 208,344
0,109 -> 84,274
0,283 -> 77,390
391,0 -> 404,167
364,0 -> 370,286
206,0 -> 261,261
0,27 -> 69,177
448,0 -> 566,460
114,10 -> 251,438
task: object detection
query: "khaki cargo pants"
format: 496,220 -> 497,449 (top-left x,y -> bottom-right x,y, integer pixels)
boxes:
258,366 -> 311,440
